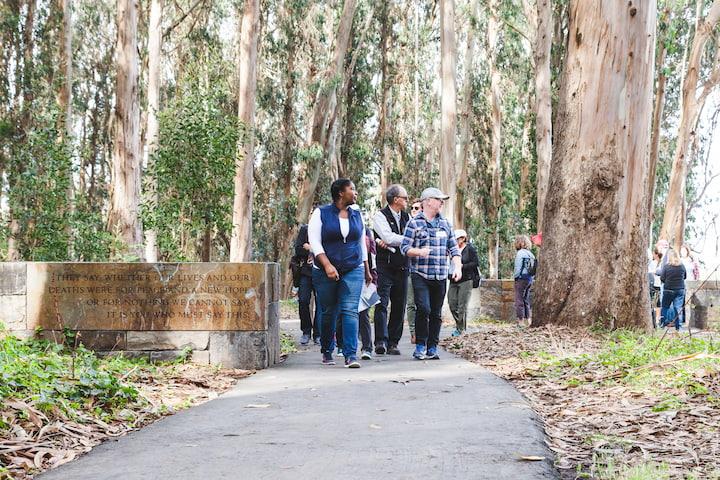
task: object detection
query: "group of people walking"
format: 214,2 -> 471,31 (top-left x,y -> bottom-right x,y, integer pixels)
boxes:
648,239 -> 700,331
293,179 -> 483,368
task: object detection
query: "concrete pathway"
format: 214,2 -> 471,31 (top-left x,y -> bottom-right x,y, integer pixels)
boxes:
40,322 -> 557,480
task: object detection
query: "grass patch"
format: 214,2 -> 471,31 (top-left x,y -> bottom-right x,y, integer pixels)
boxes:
280,332 -> 297,356
537,329 -> 720,396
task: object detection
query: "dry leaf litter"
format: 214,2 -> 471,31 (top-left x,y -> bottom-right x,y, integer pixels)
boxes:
442,324 -> 720,479
1,364 -> 253,479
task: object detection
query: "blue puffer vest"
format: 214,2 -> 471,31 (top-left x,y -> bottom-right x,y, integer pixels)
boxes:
320,204 -> 363,273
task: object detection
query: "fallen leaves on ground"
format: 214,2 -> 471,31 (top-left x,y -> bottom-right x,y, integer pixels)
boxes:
0,364 -> 253,479
442,324 -> 720,479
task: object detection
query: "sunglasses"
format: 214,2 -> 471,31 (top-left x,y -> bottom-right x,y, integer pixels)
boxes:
411,205 -> 421,210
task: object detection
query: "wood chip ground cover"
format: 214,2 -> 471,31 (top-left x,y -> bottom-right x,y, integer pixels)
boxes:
441,324 -> 720,479
0,336 -> 252,479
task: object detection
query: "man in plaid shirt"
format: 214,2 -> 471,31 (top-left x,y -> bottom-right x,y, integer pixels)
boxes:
400,187 -> 462,360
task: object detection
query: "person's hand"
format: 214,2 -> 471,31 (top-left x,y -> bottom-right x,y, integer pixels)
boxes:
451,269 -> 462,282
303,242 -> 311,251
324,264 -> 340,281
375,238 -> 389,250
415,247 -> 431,258
365,269 -> 373,285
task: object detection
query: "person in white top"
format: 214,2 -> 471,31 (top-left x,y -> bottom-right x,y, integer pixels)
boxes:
308,179 -> 372,368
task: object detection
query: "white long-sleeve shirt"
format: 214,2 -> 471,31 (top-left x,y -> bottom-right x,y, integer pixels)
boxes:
372,208 -> 406,247
308,207 -> 368,269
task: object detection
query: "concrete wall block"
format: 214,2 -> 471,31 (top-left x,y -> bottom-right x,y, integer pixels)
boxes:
266,301 -> 280,366
0,263 -> 26,295
126,331 -> 210,351
97,351 -> 151,361
689,288 -> 720,330
149,350 -> 186,362
209,331 -> 268,369
0,295 -> 27,331
191,350 -> 210,364
0,329 -> 34,340
38,330 -> 127,350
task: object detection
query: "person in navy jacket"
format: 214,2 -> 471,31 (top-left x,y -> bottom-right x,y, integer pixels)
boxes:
308,179 -> 372,368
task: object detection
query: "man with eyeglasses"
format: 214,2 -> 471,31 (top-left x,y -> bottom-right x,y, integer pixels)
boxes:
400,187 -> 462,360
372,184 -> 411,355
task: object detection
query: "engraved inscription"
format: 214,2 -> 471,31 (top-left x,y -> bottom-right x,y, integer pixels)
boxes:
26,263 -> 267,331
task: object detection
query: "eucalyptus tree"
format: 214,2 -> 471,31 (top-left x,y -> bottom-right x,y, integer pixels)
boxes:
143,0 -> 163,262
660,0 -> 720,247
533,1 -> 655,328
108,0 -> 143,259
439,0 -> 458,222
230,0 -> 260,262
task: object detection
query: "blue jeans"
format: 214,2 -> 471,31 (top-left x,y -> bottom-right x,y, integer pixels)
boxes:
411,273 -> 447,349
298,275 -> 319,338
313,265 -> 364,359
660,289 -> 684,330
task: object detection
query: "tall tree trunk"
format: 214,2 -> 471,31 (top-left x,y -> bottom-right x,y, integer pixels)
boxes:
487,6 -> 502,279
143,0 -> 162,262
56,0 -> 73,140
294,0 -> 357,227
57,0 -> 74,258
647,40 -> 666,236
376,0 -> 392,194
535,0 -> 552,233
533,1 -> 655,329
230,0 -> 260,262
19,0 -> 36,133
519,91 -> 533,216
439,0 -> 457,222
277,7 -> 300,298
454,2 -> 477,230
659,0 -> 720,248
108,0 -> 143,258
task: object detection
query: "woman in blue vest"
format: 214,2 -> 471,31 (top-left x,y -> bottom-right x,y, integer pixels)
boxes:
308,179 -> 372,368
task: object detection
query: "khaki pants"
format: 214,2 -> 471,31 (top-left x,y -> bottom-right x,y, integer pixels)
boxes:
448,279 -> 473,332
406,276 -> 415,334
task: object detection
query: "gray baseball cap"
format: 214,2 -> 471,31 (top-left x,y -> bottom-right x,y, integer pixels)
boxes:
420,187 -> 450,201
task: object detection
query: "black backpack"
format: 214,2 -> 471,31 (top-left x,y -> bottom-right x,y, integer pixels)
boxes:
524,257 -> 537,276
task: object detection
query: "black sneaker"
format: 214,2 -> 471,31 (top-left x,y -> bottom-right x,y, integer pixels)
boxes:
321,353 -> 335,365
387,345 -> 401,355
375,345 -> 386,355
345,357 -> 361,368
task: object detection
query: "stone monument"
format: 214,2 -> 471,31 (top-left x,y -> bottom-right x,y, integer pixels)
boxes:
0,262 -> 280,369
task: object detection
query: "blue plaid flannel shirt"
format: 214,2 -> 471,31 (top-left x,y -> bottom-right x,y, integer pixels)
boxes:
400,212 -> 460,280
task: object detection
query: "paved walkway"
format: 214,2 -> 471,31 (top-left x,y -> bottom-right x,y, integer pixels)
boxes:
40,323 -> 557,480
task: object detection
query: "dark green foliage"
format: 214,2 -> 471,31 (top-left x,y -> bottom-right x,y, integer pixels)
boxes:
0,334 -> 141,415
143,75 -> 239,261
4,117 -> 72,261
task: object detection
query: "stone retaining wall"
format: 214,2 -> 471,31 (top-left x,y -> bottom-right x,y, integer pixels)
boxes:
0,262 -> 280,369
687,280 -> 720,330
444,279 -> 720,329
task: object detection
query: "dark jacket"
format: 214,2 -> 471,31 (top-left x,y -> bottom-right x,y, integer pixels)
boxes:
293,224 -> 314,277
661,264 -> 686,291
374,206 -> 410,269
450,243 -> 480,284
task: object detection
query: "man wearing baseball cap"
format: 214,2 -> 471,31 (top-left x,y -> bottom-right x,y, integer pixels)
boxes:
400,187 -> 462,360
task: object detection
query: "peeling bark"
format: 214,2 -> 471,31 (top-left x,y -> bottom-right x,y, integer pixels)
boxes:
533,1 -> 655,329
